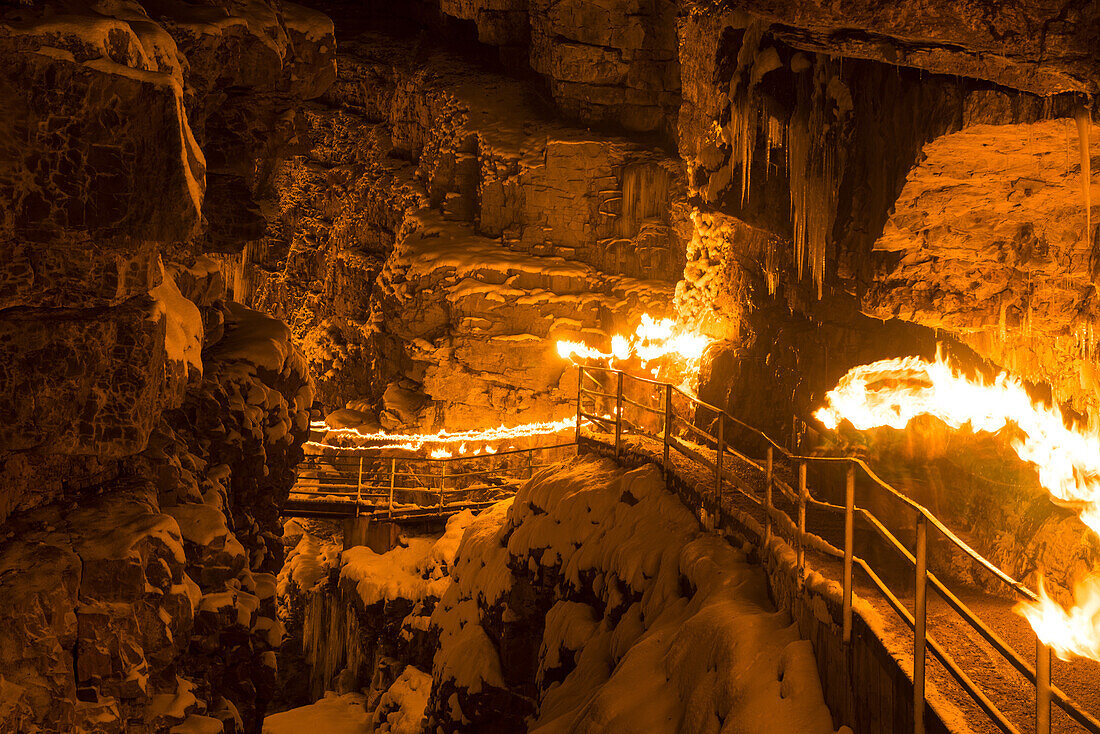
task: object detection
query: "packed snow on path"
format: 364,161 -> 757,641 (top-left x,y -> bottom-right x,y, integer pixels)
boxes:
261,668 -> 431,734
430,456 -> 852,734
262,692 -> 371,734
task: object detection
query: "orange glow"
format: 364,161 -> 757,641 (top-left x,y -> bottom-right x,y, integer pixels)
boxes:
817,352 -> 1100,659
556,313 -> 708,390
1016,577 -> 1100,661
306,417 -> 575,455
815,353 -> 1100,529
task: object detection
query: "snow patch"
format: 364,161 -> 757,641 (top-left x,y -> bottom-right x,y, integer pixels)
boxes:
149,260 -> 203,374
262,692 -> 370,734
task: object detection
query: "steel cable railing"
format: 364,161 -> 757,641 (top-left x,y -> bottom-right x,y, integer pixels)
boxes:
575,363 -> 1100,734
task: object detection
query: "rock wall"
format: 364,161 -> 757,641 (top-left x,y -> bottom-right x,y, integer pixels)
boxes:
233,33 -> 687,429
220,0 -> 1100,444
0,272 -> 315,733
0,1 -> 333,731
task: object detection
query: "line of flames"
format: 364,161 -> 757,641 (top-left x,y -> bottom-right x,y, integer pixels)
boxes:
306,417 -> 577,457
815,352 -> 1100,660
307,314 -> 708,459
556,313 -> 708,391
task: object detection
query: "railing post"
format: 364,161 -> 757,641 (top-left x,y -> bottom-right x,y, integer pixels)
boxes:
714,413 -> 724,530
575,365 -> 583,445
663,383 -> 672,474
356,456 -> 364,518
914,514 -> 928,734
388,457 -> 396,519
614,371 -> 624,459
797,461 -> 807,578
439,461 -> 446,508
764,446 -> 773,546
1037,640 -> 1051,734
843,463 -> 855,644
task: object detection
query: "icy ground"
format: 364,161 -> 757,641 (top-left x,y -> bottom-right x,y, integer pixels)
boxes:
263,692 -> 371,734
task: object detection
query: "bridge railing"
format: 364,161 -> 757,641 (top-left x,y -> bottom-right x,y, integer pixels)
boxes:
577,364 -> 1100,734
295,442 -> 576,517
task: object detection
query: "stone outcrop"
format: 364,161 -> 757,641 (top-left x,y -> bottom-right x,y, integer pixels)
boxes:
274,514 -> 469,725
0,270 -> 314,733
0,0 -> 334,521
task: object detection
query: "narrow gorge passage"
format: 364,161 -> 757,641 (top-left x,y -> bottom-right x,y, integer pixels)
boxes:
272,457 -> 842,733
4,0 -> 1100,732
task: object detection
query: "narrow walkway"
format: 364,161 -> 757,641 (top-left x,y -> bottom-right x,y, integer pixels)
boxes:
602,427 -> 1100,734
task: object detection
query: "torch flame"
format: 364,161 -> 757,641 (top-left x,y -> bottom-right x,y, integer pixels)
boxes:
1016,577 -> 1100,661
306,417 -> 576,454
816,352 -> 1100,660
556,313 -> 709,390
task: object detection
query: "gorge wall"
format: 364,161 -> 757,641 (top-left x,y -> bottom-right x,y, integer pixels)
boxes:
0,1 -> 333,731
219,0 -> 1100,602
5,0 -> 1100,731
222,0 -> 1100,446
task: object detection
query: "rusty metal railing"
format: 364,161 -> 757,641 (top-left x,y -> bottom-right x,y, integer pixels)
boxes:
577,363 -> 1100,734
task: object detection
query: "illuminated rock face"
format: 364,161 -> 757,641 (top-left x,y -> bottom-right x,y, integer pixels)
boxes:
2,0 -> 1100,728
236,35 -> 686,430
0,1 -> 330,731
866,119 -> 1100,420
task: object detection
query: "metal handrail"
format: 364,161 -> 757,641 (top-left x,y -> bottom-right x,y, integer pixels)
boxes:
576,364 -> 1099,734
295,441 -> 578,517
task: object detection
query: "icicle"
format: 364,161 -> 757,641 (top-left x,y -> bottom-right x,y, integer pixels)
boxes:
1075,105 -> 1092,263
784,57 -> 847,300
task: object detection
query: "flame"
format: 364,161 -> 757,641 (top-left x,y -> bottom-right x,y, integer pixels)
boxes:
1016,577 -> 1100,661
816,351 -> 1100,659
815,353 -> 1100,527
556,313 -> 709,390
305,417 -> 576,455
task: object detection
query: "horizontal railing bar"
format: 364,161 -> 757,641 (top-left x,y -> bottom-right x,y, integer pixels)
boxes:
672,415 -> 715,442
580,387 -> 617,400
853,557 -> 1021,734
580,363 -> 667,387
580,412 -> 615,427
619,395 -> 665,415
669,436 -> 717,473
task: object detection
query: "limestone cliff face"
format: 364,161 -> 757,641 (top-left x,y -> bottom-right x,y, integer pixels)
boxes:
668,5 -> 1100,438
235,34 -> 686,429
0,284 -> 314,733
0,0 -> 335,520
0,1 -> 332,731
222,0 -> 1100,440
